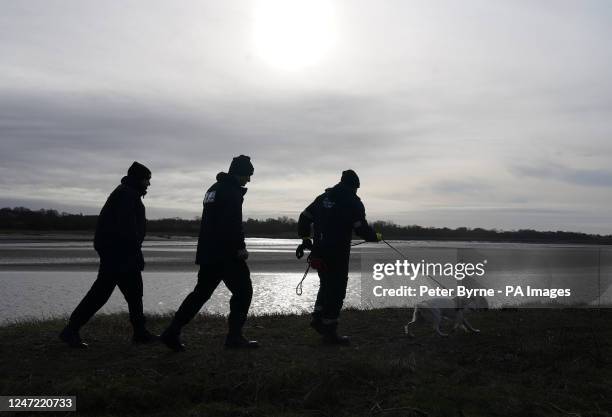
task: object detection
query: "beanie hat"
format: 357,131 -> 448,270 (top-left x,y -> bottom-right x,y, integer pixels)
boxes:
340,169 -> 360,189
228,155 -> 254,176
127,161 -> 152,180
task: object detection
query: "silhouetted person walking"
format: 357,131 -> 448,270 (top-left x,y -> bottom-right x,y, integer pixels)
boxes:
297,170 -> 380,345
59,162 -> 157,348
161,155 -> 258,351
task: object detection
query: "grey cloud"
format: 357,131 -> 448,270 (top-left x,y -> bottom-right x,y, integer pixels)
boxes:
389,205 -> 612,234
429,179 -> 493,195
0,88 -> 426,173
0,88 -> 427,213
2,0 -> 612,234
511,163 -> 612,188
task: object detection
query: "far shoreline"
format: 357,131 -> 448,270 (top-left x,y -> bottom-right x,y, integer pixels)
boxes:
3,208 -> 612,245
1,230 -> 612,246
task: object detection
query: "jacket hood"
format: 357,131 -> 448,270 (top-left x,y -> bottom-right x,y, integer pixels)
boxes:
331,182 -> 356,195
216,172 -> 248,195
121,175 -> 147,196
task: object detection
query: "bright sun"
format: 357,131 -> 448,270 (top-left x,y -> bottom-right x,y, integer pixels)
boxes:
252,0 -> 336,71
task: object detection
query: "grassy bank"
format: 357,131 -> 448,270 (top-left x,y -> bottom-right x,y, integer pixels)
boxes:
1,309 -> 611,417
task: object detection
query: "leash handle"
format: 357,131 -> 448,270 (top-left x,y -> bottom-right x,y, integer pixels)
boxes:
296,258 -> 311,296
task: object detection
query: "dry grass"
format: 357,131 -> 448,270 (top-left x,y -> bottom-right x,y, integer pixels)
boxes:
1,309 -> 611,416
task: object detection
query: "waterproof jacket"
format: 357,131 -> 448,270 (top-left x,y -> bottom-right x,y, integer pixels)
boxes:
94,175 -> 147,273
298,183 -> 377,262
196,172 -> 247,264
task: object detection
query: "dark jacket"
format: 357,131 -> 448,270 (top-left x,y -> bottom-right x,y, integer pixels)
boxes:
196,172 -> 247,264
298,183 -> 377,262
94,175 -> 147,273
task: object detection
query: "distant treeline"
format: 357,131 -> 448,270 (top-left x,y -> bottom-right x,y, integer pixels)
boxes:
1,206 -> 611,244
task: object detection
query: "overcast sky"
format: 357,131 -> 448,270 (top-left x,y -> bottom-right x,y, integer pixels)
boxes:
1,0 -> 612,233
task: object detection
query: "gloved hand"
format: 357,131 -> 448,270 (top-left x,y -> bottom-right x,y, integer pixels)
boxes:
295,238 -> 313,259
237,248 -> 249,260
309,256 -> 327,272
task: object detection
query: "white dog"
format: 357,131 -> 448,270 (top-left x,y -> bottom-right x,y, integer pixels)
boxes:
404,295 -> 489,337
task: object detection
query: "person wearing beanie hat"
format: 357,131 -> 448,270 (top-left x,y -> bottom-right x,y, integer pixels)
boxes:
126,161 -> 152,196
340,169 -> 360,189
59,162 -> 157,348
161,155 -> 258,351
296,170 -> 381,345
128,161 -> 152,180
228,155 -> 254,177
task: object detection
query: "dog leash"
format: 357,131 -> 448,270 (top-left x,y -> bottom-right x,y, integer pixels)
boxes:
381,239 -> 449,290
296,260 -> 311,296
295,240 -> 368,296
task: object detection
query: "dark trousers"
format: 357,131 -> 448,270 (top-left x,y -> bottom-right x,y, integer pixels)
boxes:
313,259 -> 349,323
68,269 -> 145,331
172,259 -> 252,335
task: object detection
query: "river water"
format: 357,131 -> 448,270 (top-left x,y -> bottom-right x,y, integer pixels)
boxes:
1,237 -> 611,323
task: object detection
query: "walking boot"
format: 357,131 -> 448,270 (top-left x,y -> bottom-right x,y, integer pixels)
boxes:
59,326 -> 88,349
322,332 -> 351,346
224,333 -> 259,349
320,321 -> 350,346
132,328 -> 159,344
159,320 -> 185,352
160,324 -> 185,352
310,317 -> 326,335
